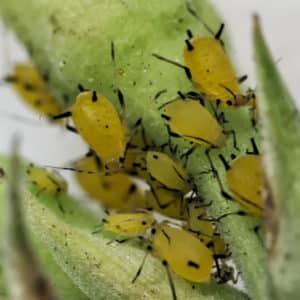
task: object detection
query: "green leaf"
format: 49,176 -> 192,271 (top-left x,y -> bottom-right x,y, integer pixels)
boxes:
0,155 -> 248,300
0,1 -> 270,298
254,16 -> 300,300
1,138 -> 58,300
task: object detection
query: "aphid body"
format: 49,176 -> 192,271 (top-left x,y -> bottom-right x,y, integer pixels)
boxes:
6,64 -> 63,117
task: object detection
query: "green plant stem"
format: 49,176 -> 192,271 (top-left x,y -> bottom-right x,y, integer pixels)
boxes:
0,1 -> 271,299
254,16 -> 300,300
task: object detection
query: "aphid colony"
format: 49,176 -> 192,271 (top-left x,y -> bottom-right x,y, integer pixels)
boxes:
4,6 -> 262,300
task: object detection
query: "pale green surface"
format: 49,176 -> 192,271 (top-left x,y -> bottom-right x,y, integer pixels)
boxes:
0,1 -> 271,299
0,156 -> 249,300
254,17 -> 300,299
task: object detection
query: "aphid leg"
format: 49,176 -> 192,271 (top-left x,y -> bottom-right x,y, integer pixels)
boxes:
65,123 -> 78,134
153,89 -> 168,102
52,111 -> 72,120
208,101 -> 227,124
246,137 -> 260,155
183,91 -> 206,106
149,186 -> 176,209
249,107 -> 258,132
164,124 -> 179,154
56,196 -> 65,214
186,29 -> 193,39
214,23 -> 225,41
163,260 -> 178,300
205,149 -> 233,201
180,144 -> 197,168
237,74 -> 248,84
223,129 -> 240,151
131,248 -> 150,283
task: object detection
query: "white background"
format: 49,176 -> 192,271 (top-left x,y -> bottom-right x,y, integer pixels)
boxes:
0,0 -> 299,190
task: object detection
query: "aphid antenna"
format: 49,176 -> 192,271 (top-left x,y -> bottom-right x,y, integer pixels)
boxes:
185,2 -> 225,44
111,41 -> 126,112
152,53 -> 192,81
42,165 -> 106,176
185,2 -> 215,36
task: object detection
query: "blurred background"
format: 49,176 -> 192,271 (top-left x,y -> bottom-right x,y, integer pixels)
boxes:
0,0 -> 299,195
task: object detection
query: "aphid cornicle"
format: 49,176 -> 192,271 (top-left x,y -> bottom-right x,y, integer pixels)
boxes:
161,98 -> 226,148
26,164 -> 67,211
5,63 -> 64,117
74,155 -> 146,211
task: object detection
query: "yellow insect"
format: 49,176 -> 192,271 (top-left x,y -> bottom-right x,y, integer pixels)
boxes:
161,98 -> 226,148
26,163 -> 67,212
74,155 -> 146,211
5,63 -> 64,118
145,187 -> 188,220
53,90 -> 127,170
225,154 -> 263,216
103,209 -> 215,300
153,4 -> 255,109
103,211 -> 155,237
132,150 -> 193,193
151,223 -> 214,283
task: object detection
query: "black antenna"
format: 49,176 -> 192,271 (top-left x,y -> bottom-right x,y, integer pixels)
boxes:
186,2 -> 215,36
152,53 -> 192,80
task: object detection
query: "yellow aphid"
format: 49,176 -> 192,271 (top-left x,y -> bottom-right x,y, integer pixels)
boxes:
145,188 -> 188,220
162,99 -> 226,147
186,204 -> 214,243
226,155 -> 263,216
72,91 -> 127,165
103,212 -> 154,236
6,64 -> 63,117
151,224 -> 214,282
146,151 -> 192,193
74,155 -> 145,211
184,37 -> 243,106
26,164 -> 68,195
